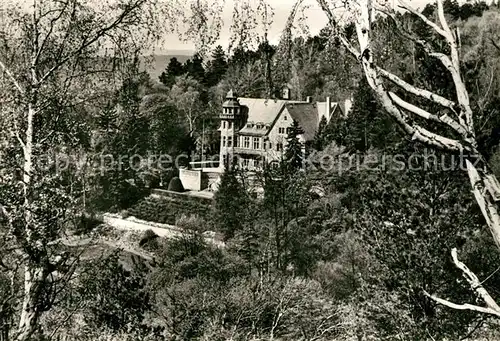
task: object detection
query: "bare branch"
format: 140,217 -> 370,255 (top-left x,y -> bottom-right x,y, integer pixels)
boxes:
436,0 -> 459,71
425,248 -> 500,317
376,66 -> 456,110
37,0 -> 148,86
33,0 -> 71,68
316,0 -> 360,58
398,0 -> 448,39
388,91 -> 469,137
424,291 -> 500,317
0,60 -> 25,94
451,248 -> 500,311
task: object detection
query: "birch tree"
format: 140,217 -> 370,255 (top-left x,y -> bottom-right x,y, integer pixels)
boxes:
0,0 -> 226,339
293,0 -> 500,317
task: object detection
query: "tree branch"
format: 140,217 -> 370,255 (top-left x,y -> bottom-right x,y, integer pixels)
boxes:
398,0 -> 448,39
425,248 -> 500,318
0,59 -> 25,94
424,291 -> 500,317
316,0 -> 360,59
37,0 -> 147,86
376,66 -> 456,110
388,91 -> 469,138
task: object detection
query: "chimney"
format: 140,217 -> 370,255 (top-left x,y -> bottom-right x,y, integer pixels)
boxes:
306,96 -> 312,103
344,98 -> 352,117
326,97 -> 331,119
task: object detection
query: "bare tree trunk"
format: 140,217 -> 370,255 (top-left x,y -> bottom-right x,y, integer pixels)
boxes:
466,159 -> 500,247
16,100 -> 47,341
17,266 -> 46,341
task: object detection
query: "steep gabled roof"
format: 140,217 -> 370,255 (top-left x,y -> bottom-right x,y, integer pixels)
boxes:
317,101 -> 342,122
237,98 -> 306,136
285,102 -> 319,141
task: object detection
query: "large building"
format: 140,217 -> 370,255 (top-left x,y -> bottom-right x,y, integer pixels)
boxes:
219,89 -> 349,169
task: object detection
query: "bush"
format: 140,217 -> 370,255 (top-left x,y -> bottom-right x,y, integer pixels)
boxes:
139,229 -> 159,250
175,214 -> 206,232
120,210 -> 129,219
128,197 -> 213,227
75,213 -> 104,235
167,177 -> 184,192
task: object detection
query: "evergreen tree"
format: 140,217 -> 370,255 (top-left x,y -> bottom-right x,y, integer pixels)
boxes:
284,120 -> 305,171
313,116 -> 328,151
184,53 -> 205,83
324,77 -> 398,152
214,165 -> 249,240
206,45 -> 228,86
159,57 -> 185,87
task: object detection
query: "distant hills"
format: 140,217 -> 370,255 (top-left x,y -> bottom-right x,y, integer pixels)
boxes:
140,53 -> 192,83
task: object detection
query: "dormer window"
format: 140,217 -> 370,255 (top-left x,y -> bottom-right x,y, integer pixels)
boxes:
256,124 -> 262,129
247,123 -> 253,128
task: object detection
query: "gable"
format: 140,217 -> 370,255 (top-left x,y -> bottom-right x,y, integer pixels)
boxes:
237,97 -> 307,136
284,102 -> 319,141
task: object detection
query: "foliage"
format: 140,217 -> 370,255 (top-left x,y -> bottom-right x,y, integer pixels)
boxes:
167,177 -> 185,192
205,45 -> 228,87
213,166 -> 251,239
78,253 -> 151,331
323,77 -> 400,153
159,57 -> 185,87
284,120 -> 306,170
128,196 -> 212,226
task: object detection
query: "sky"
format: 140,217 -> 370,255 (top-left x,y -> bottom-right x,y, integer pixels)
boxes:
157,0 -> 432,54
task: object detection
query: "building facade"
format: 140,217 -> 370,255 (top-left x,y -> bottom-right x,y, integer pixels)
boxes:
218,90 -> 347,170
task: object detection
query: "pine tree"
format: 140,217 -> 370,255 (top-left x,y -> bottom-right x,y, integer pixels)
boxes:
284,120 -> 305,171
313,116 -> 328,151
214,165 -> 249,240
159,57 -> 185,87
206,45 -> 228,86
323,77 -> 398,152
184,53 -> 205,83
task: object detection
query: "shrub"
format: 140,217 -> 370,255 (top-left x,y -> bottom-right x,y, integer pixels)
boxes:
120,210 -> 129,219
75,213 -> 104,235
128,197 -> 213,227
175,214 -> 206,232
139,229 -> 159,250
168,177 -> 184,192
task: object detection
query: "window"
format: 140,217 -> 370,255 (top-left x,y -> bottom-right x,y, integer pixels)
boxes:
222,136 -> 226,147
279,127 -> 285,134
253,137 -> 260,150
244,136 -> 250,148
276,142 -> 283,151
268,142 -> 272,149
227,136 -> 233,147
228,121 -> 232,129
223,121 -> 226,129
243,158 -> 250,168
284,115 -> 287,121
256,124 -> 262,129
247,123 -> 253,128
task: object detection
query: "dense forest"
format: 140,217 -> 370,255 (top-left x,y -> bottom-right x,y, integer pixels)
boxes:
1,0 -> 500,340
